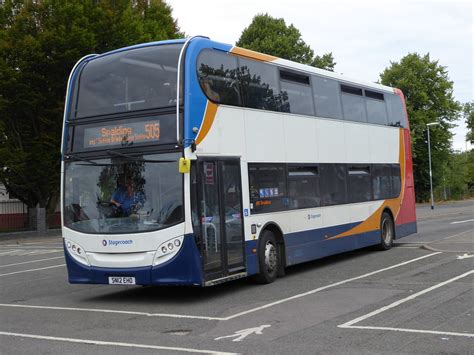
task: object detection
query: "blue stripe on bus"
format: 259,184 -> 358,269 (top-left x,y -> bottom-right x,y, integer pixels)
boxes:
184,38 -> 232,147
285,228 -> 380,266
285,221 -> 361,266
283,220 -> 415,267
64,221 -> 418,285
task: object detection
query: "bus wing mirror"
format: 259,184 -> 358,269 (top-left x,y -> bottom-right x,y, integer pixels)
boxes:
179,158 -> 191,173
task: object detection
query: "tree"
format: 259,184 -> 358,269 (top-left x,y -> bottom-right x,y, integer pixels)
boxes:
0,0 -> 182,219
380,53 -> 461,201
236,14 -> 335,71
435,150 -> 473,200
463,102 -> 474,144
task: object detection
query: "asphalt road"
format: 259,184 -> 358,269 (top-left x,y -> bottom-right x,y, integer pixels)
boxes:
0,201 -> 473,354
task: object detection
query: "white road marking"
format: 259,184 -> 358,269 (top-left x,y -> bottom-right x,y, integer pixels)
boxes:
221,252 -> 441,321
456,253 -> 474,260
0,249 -> 62,256
0,331 -> 237,354
450,219 -> 474,225
1,240 -> 61,246
338,270 -> 474,337
0,264 -> 65,277
394,245 -> 421,249
0,257 -> 64,268
0,252 -> 442,321
215,325 -> 271,342
341,325 -> 474,338
0,250 -> 21,256
0,303 -> 224,321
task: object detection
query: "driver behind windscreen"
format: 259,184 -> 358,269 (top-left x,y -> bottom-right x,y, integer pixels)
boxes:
111,177 -> 145,217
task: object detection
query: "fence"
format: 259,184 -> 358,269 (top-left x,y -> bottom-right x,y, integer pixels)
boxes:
0,200 -> 61,232
0,200 -> 29,232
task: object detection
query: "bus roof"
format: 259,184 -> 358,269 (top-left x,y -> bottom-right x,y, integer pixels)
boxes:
85,37 -> 395,94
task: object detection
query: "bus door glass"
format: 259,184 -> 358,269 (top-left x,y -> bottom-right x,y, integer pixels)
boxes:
194,159 -> 245,280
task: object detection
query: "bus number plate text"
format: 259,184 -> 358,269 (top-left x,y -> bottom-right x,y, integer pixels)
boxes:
108,276 -> 136,285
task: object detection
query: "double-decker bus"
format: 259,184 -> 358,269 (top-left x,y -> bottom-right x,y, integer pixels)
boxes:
61,36 -> 417,286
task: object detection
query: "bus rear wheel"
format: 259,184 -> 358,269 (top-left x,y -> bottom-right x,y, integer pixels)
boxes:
379,212 -> 394,250
255,230 -> 279,284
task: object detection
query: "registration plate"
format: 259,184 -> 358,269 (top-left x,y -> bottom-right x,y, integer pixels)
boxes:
108,276 -> 136,285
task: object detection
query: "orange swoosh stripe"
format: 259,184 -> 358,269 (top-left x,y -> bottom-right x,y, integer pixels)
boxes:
327,129 -> 406,240
230,47 -> 277,62
195,101 -> 218,145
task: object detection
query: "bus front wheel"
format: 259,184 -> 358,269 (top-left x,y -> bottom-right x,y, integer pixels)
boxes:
255,230 -> 279,284
379,212 -> 394,250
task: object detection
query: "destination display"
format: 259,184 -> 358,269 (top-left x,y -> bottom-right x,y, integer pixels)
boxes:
83,119 -> 161,149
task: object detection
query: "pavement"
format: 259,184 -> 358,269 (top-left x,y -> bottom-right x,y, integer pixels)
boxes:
412,199 -> 473,254
0,228 -> 61,242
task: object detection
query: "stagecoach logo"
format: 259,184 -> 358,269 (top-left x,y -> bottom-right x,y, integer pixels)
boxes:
102,239 -> 133,247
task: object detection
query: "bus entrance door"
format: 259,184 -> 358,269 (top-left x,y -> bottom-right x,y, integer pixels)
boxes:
196,159 -> 245,282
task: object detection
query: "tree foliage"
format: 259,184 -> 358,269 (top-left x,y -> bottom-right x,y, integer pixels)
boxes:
236,14 -> 335,71
0,0 -> 182,211
380,53 -> 461,201
463,102 -> 474,144
435,150 -> 474,200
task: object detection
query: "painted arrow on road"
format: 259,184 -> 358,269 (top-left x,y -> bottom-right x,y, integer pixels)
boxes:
214,325 -> 271,342
456,253 -> 474,260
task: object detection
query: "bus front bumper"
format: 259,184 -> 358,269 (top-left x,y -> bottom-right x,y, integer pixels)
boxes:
64,234 -> 204,286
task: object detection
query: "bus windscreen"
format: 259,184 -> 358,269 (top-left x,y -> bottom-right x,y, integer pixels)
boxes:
74,44 -> 183,119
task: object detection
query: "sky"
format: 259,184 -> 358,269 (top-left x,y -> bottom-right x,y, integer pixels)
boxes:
167,0 -> 473,151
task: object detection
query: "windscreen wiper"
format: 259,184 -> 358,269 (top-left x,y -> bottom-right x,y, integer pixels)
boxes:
106,150 -> 175,163
64,153 -> 99,165
106,150 -> 140,160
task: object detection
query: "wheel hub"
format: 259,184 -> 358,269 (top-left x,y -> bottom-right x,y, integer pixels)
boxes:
382,219 -> 393,244
264,241 -> 277,274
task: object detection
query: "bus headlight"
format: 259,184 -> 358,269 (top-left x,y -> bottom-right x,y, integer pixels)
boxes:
153,236 -> 184,265
65,239 -> 90,266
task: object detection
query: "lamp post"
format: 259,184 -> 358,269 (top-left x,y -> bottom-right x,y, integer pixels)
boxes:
426,122 -> 440,210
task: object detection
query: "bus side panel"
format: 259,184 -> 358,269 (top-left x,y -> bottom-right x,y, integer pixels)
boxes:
394,88 -> 417,239
395,128 -> 417,238
285,225 -> 380,266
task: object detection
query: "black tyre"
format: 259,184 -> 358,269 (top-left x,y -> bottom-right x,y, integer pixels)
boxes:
255,230 -> 279,284
379,212 -> 394,250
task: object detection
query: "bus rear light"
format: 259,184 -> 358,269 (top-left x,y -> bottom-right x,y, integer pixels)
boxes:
153,236 -> 184,266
